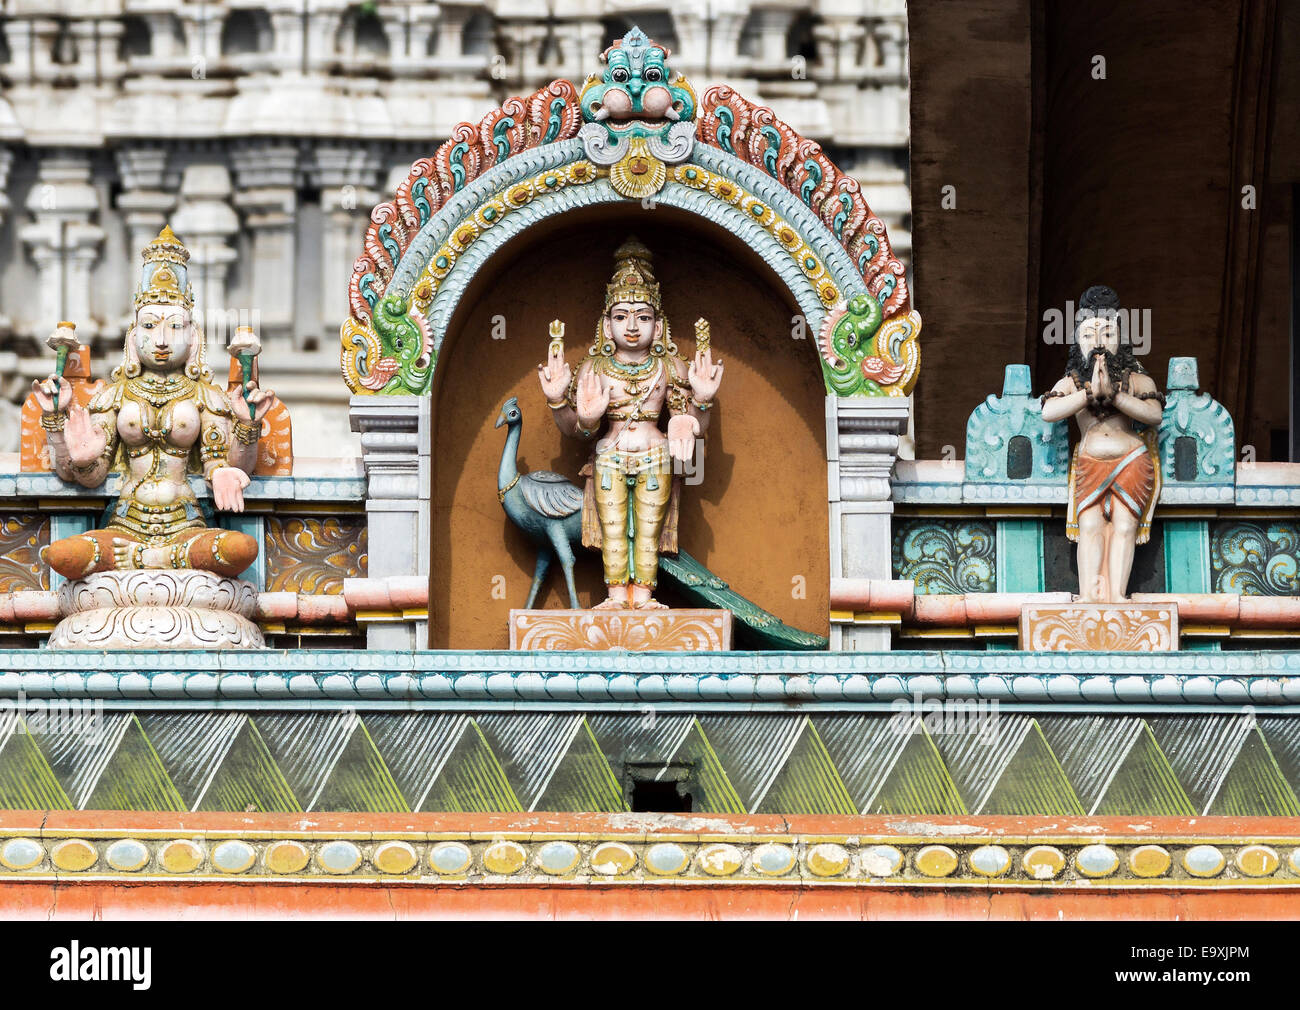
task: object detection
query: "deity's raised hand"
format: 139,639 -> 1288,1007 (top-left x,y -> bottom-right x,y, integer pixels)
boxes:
688,348 -> 723,404
537,343 -> 572,404
231,381 -> 275,424
64,405 -> 107,466
575,368 -> 609,427
30,375 -> 72,416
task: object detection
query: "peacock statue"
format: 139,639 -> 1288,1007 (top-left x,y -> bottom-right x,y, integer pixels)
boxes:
494,397 -> 828,648
495,397 -> 585,608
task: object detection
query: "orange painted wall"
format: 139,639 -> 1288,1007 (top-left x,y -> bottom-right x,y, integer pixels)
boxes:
4,813 -> 1297,921
428,205 -> 830,649
3,879 -> 1298,921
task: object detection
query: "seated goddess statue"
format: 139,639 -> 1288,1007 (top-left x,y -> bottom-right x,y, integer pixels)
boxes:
32,226 -> 271,579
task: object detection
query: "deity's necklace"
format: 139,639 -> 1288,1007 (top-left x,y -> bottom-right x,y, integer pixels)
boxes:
126,372 -> 195,408
598,354 -> 658,396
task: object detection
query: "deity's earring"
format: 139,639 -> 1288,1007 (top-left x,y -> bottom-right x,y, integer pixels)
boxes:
599,320 -> 614,357
123,328 -> 142,378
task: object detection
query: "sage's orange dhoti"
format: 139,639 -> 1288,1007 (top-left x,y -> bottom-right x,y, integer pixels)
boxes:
1074,445 -> 1155,520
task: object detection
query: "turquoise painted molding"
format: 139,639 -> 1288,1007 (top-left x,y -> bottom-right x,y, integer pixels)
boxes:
1211,521 -> 1300,595
996,519 -> 1044,593
1236,482 -> 1300,507
964,365 -> 1068,486
1164,519 -> 1211,594
892,520 -> 996,594
1159,357 -> 1235,503
8,473 -> 366,504
2,649 -> 1300,706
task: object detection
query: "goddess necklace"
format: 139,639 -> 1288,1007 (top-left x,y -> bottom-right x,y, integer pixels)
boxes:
127,371 -> 195,408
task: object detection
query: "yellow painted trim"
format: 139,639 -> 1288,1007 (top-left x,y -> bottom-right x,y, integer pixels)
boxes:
353,609 -> 427,623
1230,629 -> 1300,638
899,627 -> 974,639
852,611 -> 901,625
37,498 -> 102,509
972,624 -> 1017,636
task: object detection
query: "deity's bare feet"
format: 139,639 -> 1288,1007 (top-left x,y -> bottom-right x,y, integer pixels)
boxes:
630,584 -> 668,609
593,586 -> 629,610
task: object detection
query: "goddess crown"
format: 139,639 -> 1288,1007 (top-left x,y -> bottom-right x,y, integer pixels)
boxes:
134,225 -> 195,310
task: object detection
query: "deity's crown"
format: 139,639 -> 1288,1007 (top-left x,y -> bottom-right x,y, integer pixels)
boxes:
604,237 -> 661,313
134,225 -> 194,310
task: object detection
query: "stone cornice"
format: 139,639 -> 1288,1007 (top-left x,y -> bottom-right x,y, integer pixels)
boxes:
0,649 -> 1297,706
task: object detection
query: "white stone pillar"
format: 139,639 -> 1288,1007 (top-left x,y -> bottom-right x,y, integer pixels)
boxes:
230,143 -> 299,348
406,3 -> 441,63
172,164 -> 241,348
177,3 -> 223,69
314,146 -> 381,335
499,21 -> 548,86
751,7 -> 796,68
115,146 -> 177,257
141,12 -> 180,61
20,154 -> 106,339
551,19 -> 605,82
431,4 -> 471,62
827,395 -> 911,650
668,9 -> 709,78
350,396 -> 430,650
0,148 -> 13,230
304,2 -> 347,71
2,19 -> 36,83
812,19 -> 866,82
708,7 -> 751,78
0,148 -> 13,337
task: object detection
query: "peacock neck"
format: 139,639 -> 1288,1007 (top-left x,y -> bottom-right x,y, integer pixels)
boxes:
499,422 -> 521,491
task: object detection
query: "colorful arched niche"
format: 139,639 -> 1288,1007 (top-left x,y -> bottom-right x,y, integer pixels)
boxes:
340,27 -> 920,401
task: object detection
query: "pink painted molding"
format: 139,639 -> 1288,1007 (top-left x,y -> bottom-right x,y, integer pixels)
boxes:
0,591 -> 60,623
342,576 -> 427,612
829,579 -> 1300,633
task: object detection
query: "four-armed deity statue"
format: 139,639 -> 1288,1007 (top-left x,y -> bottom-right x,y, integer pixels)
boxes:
1040,286 -> 1164,602
33,226 -> 273,648
537,238 -> 723,610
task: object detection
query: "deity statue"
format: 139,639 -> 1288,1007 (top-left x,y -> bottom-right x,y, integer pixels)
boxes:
537,238 -> 723,609
1041,286 -> 1164,601
32,226 -> 272,580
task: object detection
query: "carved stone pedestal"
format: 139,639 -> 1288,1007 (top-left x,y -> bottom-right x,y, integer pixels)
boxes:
1019,602 -> 1179,652
49,571 -> 264,650
509,609 -> 732,651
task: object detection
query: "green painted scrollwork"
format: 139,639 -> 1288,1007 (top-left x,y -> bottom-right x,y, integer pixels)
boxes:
1210,521 -> 1300,595
893,520 -> 997,595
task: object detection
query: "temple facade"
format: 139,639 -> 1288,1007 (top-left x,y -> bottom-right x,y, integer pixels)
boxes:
0,7 -> 1296,922
0,0 -> 912,460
